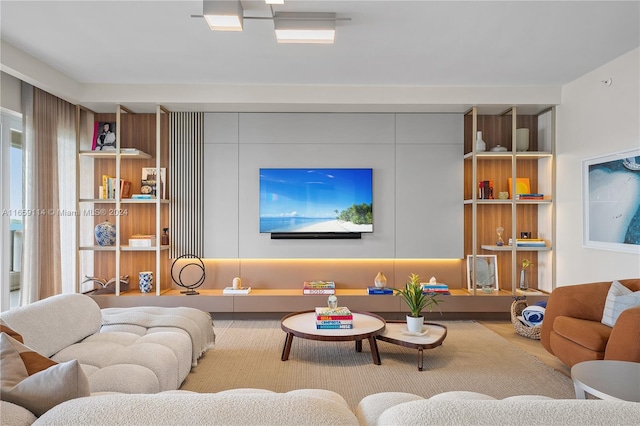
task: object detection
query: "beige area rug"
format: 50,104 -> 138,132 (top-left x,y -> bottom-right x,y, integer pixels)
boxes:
180,320 -> 574,409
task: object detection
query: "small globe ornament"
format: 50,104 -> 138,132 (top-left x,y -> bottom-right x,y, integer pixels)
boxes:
94,221 -> 116,246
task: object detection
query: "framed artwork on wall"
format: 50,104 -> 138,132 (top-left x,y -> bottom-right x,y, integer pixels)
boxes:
582,148 -> 640,254
466,255 -> 499,292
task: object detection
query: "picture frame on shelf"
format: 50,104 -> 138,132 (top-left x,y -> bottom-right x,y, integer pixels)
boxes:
466,255 -> 499,292
582,148 -> 640,254
92,121 -> 117,151
141,167 -> 166,199
507,177 -> 530,199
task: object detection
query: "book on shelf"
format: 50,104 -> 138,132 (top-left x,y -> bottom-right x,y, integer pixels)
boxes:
477,180 -> 494,200
223,287 -> 251,294
99,175 -> 131,199
366,286 -> 393,295
303,281 -> 336,288
509,238 -> 546,247
516,193 -> 544,200
303,288 -> 335,295
303,281 -> 336,294
131,194 -> 155,199
141,167 -> 166,199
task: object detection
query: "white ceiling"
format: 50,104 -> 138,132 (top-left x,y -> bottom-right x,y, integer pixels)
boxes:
1,0 -> 639,112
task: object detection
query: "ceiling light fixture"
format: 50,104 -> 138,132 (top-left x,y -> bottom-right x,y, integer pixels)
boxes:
203,0 -> 243,31
265,0 -> 285,4
273,12 -> 336,44
193,0 -> 348,43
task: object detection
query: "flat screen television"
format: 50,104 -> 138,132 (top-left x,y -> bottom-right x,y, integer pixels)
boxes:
260,168 -> 373,237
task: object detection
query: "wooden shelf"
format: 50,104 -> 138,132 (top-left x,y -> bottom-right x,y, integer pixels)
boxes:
481,245 -> 552,252
463,151 -> 552,160
79,150 -> 151,159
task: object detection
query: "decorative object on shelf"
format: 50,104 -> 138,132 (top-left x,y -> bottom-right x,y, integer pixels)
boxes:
498,191 -> 509,199
327,295 -> 338,309
496,227 -> 505,246
490,145 -> 507,152
128,234 -> 156,247
82,275 -> 129,294
374,272 -> 387,288
515,128 -> 530,152
92,121 -> 117,151
393,273 -> 441,333
520,259 -> 533,290
94,221 -> 116,246
507,177 -> 531,199
232,277 -> 242,290
138,271 -> 153,293
475,131 -> 486,152
161,228 -> 170,246
520,232 -> 532,239
171,254 -> 206,295
466,255 -> 499,292
141,167 -> 167,199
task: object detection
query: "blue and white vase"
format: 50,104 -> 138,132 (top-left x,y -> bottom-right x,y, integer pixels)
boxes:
139,271 -> 153,293
94,221 -> 116,246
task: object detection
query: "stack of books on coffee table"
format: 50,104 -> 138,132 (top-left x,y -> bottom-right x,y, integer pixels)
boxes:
315,307 -> 353,329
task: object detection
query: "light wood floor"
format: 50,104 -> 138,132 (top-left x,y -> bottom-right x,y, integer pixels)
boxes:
480,320 -> 571,377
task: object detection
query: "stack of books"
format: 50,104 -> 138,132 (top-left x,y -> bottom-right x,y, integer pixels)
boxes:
303,281 -> 336,295
315,307 -> 353,329
99,175 -> 131,199
516,193 -> 544,200
421,282 -> 450,295
509,238 -> 546,248
367,286 -> 393,295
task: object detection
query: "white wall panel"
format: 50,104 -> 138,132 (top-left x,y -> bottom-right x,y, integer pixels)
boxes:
395,113 -> 463,144
202,144 -> 239,258
238,113 -> 395,144
395,144 -> 463,258
201,111 -> 463,259
203,113 -> 238,144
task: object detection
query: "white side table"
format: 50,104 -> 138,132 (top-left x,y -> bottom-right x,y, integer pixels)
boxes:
571,360 -> 640,402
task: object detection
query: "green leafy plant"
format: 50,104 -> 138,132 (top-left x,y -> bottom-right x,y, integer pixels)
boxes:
521,259 -> 533,269
393,273 -> 441,318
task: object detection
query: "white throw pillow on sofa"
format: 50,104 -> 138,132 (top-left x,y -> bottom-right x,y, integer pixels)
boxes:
601,280 -> 640,327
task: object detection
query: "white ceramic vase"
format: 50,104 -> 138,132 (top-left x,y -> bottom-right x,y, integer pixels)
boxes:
516,128 -> 530,152
476,131 -> 486,152
374,272 -> 387,288
406,315 -> 424,333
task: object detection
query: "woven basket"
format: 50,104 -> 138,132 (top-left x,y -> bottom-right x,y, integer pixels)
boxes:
510,299 -> 542,340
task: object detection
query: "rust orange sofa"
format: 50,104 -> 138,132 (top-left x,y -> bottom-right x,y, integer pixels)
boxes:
540,278 -> 640,367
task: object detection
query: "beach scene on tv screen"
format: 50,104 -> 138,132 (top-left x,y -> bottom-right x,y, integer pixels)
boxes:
260,168 -> 373,233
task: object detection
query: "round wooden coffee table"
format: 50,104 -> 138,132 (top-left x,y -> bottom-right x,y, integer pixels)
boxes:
280,310 -> 386,365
